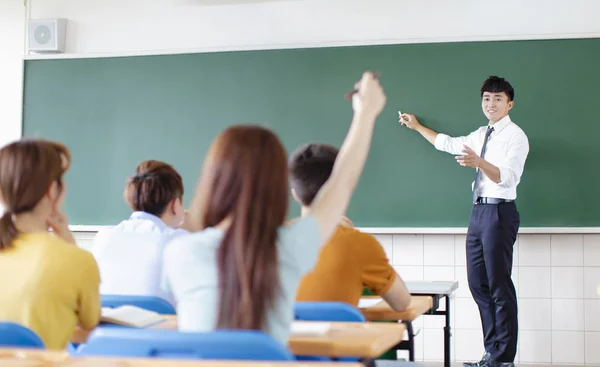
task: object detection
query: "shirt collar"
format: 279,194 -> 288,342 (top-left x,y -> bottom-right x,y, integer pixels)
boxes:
129,211 -> 169,229
489,115 -> 511,133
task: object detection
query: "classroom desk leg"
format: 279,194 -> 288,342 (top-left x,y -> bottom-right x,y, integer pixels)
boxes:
443,295 -> 451,367
412,292 -> 453,367
402,321 -> 415,362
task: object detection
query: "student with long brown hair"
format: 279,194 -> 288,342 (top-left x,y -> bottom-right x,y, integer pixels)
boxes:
92,160 -> 187,305
162,72 -> 386,343
0,139 -> 101,349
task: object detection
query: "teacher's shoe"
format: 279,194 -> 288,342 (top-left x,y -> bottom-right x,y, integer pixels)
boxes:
463,352 -> 492,367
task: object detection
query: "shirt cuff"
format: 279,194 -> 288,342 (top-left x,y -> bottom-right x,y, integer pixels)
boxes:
434,133 -> 450,151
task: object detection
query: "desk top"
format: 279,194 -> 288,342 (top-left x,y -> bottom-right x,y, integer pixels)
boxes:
73,320 -> 405,359
359,295 -> 433,322
0,348 -> 362,367
405,280 -> 459,295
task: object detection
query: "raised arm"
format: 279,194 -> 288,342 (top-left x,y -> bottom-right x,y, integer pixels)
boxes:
307,72 -> 386,244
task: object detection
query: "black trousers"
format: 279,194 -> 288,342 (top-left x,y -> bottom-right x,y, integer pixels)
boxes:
466,202 -> 519,362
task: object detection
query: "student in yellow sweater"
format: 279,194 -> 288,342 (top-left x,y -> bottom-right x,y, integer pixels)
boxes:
0,139 -> 101,349
290,143 -> 411,310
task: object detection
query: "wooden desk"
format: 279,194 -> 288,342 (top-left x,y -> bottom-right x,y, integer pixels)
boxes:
359,295 -> 433,322
0,348 -> 363,367
73,320 -> 405,359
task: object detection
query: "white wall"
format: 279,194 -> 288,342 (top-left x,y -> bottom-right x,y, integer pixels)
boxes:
15,0 -> 600,364
0,0 -> 25,148
28,0 -> 600,56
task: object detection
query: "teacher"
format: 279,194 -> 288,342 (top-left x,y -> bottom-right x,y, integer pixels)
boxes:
400,76 -> 529,367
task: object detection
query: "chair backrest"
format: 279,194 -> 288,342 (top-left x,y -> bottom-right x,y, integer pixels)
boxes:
74,328 -> 294,361
294,302 -> 366,322
100,295 -> 176,315
0,322 -> 45,348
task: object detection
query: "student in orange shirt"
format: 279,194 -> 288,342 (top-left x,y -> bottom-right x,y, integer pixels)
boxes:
290,143 -> 411,310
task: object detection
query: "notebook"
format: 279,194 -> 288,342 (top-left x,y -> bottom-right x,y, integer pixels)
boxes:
100,305 -> 166,328
290,321 -> 331,336
358,297 -> 384,308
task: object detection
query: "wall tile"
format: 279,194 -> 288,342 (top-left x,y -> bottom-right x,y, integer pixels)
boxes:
584,234 -> 600,267
585,299 -> 600,332
552,267 -> 584,299
585,331 -> 600,364
519,299 -> 552,331
393,235 -> 423,266
424,235 -> 454,266
455,297 -> 481,330
454,329 -> 485,363
393,266 -> 423,282
373,234 -> 393,262
519,330 -> 552,363
584,267 -> 600,299
552,299 -> 584,331
552,331 -> 585,364
551,234 -> 584,266
519,267 -> 551,298
455,234 -> 467,266
519,234 -> 551,266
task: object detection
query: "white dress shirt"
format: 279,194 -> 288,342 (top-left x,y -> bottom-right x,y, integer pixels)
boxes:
91,211 -> 188,305
434,115 -> 529,200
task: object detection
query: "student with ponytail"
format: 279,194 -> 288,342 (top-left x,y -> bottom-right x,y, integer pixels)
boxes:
162,71 -> 386,343
92,160 -> 188,305
0,139 -> 101,349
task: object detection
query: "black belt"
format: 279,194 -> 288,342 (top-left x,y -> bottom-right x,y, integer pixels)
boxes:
475,197 -> 515,205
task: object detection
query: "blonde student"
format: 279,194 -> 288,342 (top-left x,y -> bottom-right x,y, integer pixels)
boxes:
92,160 -> 188,305
0,139 -> 100,349
162,71 -> 386,344
290,143 -> 411,310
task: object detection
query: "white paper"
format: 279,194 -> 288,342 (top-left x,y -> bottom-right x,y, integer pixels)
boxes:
358,297 -> 383,308
290,321 -> 331,336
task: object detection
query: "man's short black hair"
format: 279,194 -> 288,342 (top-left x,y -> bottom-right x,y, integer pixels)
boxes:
481,76 -> 514,101
289,143 -> 339,206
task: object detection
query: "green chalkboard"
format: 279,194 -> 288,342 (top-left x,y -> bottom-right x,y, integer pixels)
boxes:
22,38 -> 600,227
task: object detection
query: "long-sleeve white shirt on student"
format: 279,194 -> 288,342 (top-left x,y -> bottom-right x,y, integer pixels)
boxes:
434,115 -> 529,200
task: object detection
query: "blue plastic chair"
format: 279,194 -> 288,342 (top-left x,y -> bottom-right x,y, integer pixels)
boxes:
294,302 -> 366,323
0,322 -> 44,348
100,295 -> 176,315
74,328 -> 294,361
294,302 -> 365,362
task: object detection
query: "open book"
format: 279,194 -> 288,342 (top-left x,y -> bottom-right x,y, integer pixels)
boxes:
100,305 -> 167,328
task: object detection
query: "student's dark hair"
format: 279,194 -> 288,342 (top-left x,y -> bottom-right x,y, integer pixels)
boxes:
288,143 -> 339,206
481,75 -> 514,101
190,125 -> 288,331
124,160 -> 184,217
0,139 -> 71,250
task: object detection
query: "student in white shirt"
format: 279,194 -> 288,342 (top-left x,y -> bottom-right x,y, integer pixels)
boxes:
400,76 -> 529,367
92,160 -> 188,305
162,72 -> 386,345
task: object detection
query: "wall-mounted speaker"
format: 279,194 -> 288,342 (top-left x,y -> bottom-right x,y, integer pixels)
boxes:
28,19 -> 67,53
